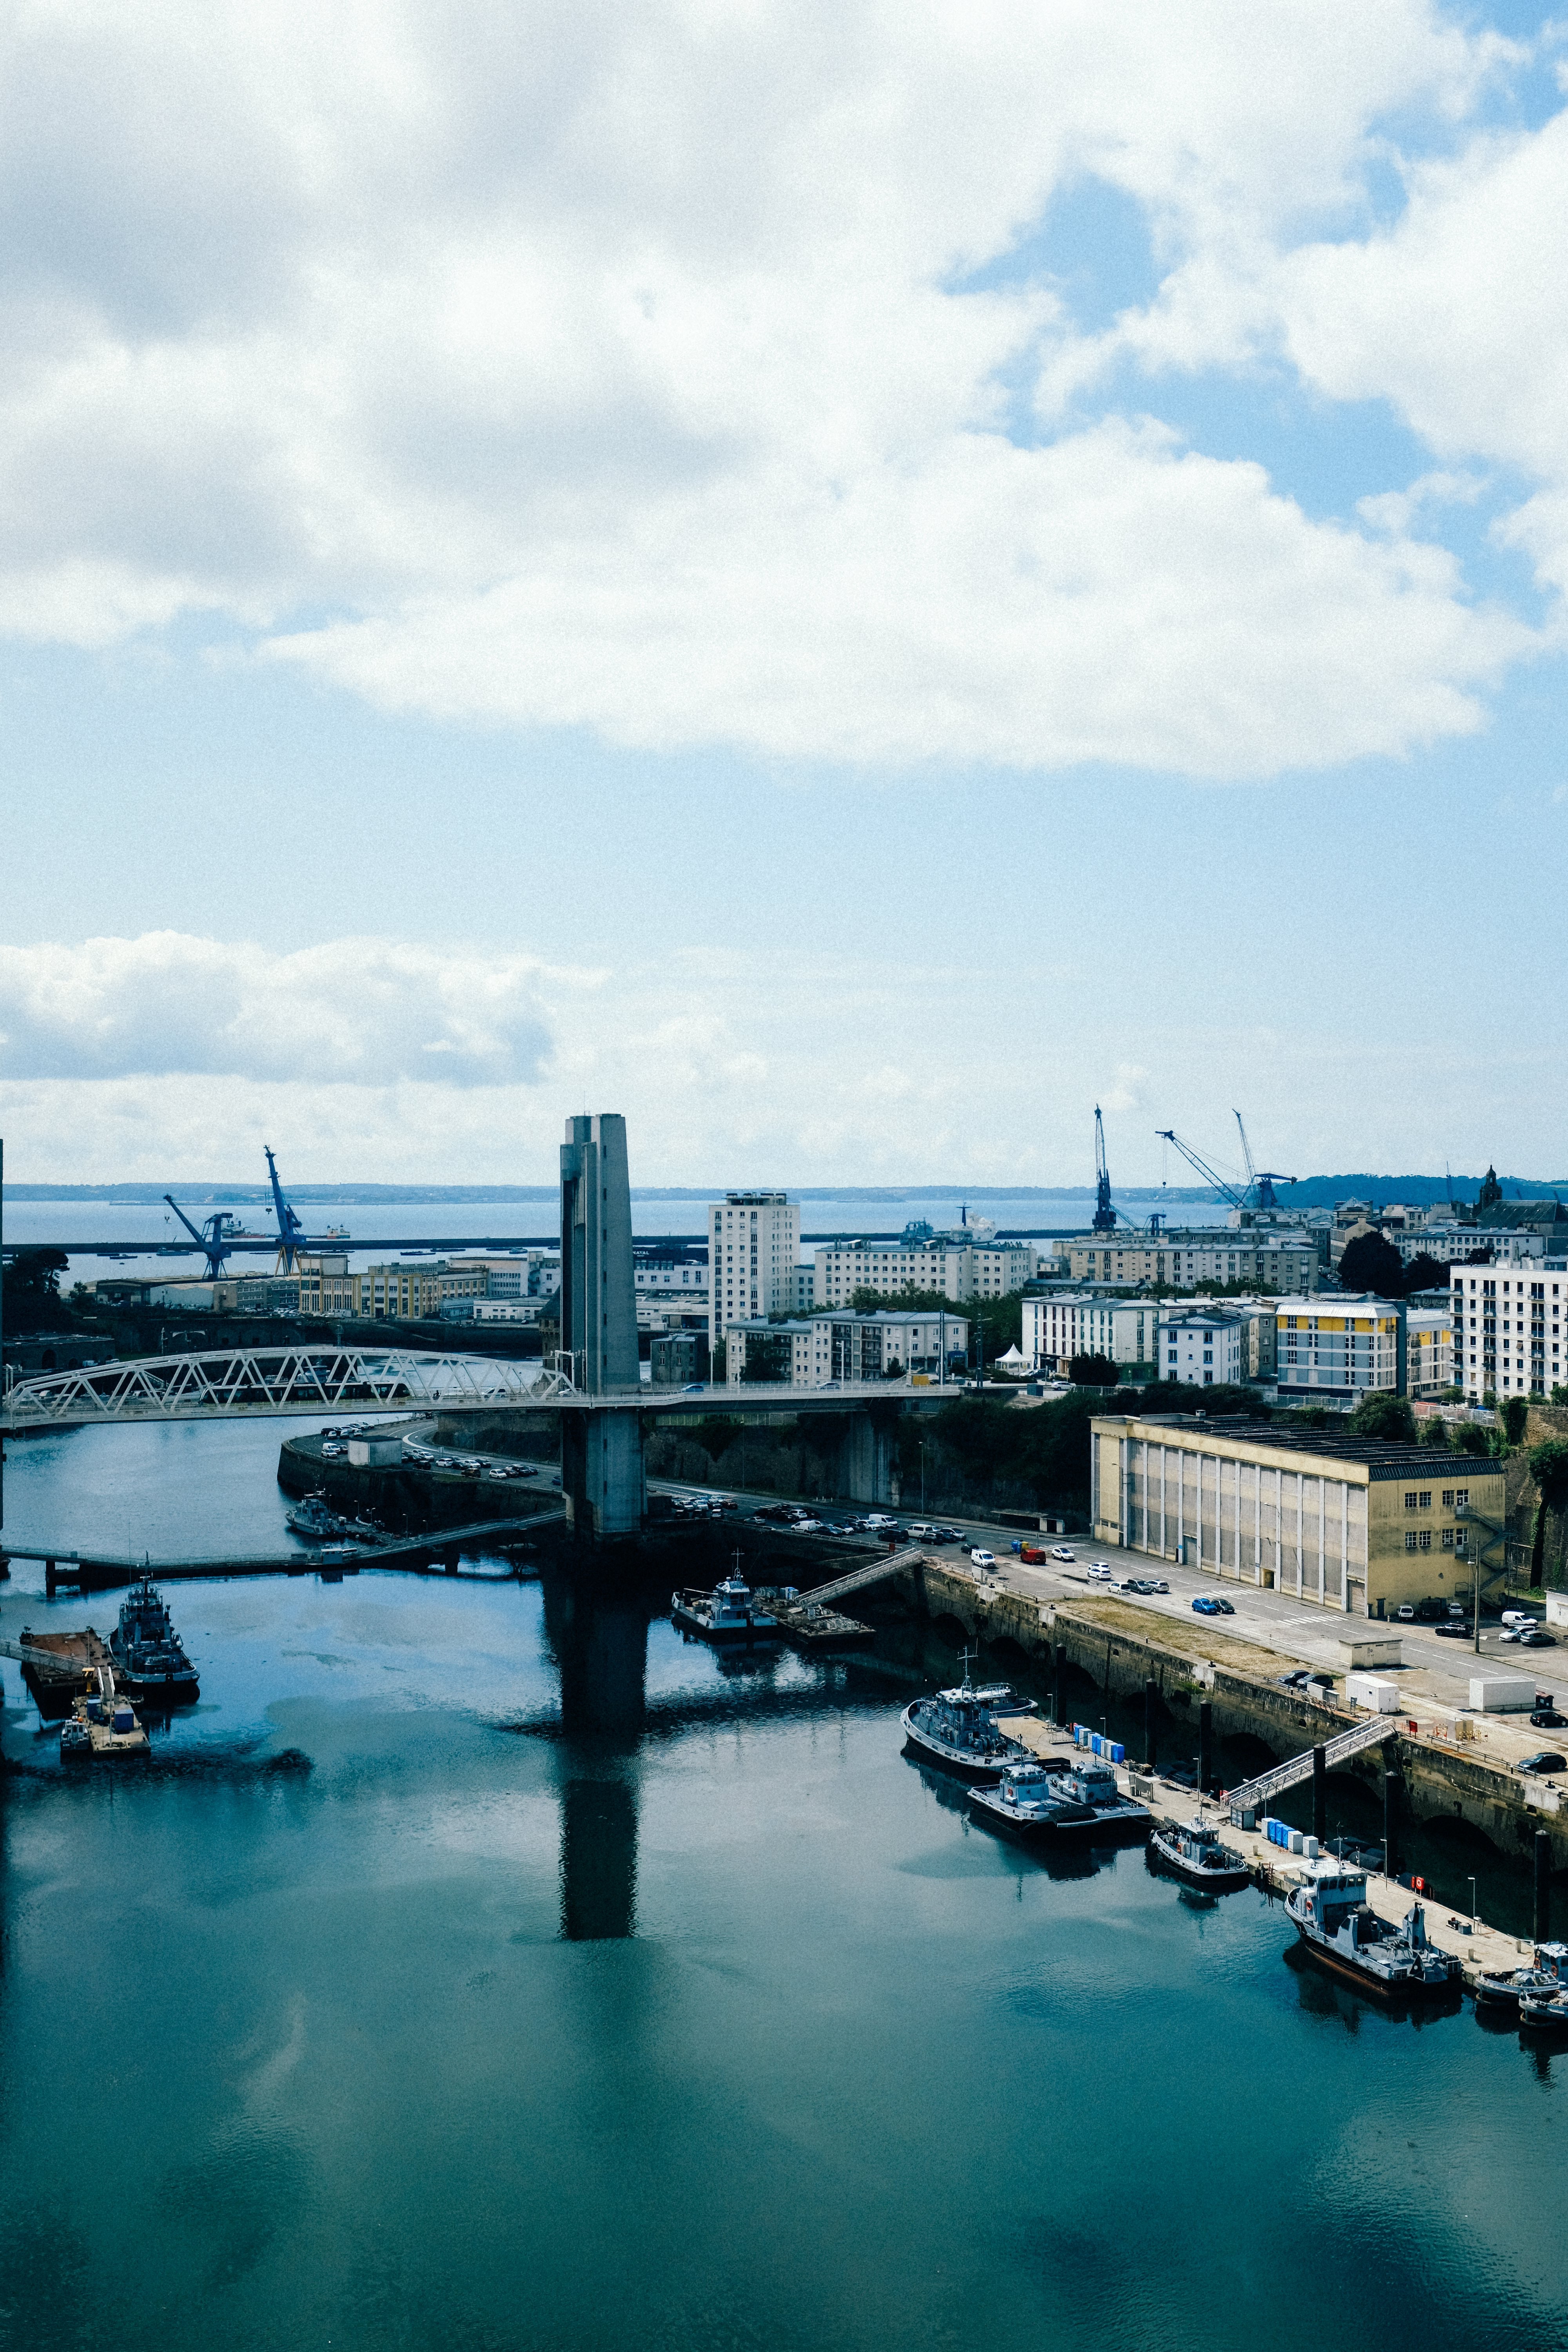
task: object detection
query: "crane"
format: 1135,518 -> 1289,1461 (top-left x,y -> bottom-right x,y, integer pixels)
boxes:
163,1194 -> 247,1280
264,1145 -> 309,1273
1092,1107 -> 1118,1231
1233,1112 -> 1295,1215
1155,1129 -> 1247,1209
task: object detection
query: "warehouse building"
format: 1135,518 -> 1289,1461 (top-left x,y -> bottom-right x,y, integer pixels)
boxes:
1091,1412 -> 1504,1616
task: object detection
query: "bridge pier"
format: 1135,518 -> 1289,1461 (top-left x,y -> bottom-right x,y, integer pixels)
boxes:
562,1413 -> 646,1541
842,1409 -> 899,1507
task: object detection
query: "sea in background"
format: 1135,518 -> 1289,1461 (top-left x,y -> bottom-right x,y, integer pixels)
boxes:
4,1191 -> 1233,1285
2,1418 -> 1566,2352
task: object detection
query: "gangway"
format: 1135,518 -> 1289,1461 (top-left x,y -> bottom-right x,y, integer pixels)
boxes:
797,1546 -> 930,1608
1227,1715 -> 1398,1820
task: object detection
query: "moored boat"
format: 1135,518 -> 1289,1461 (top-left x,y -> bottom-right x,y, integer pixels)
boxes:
902,1664 -> 1033,1782
671,1571 -> 780,1644
1475,1942 -> 1568,2014
1518,1986 -> 1568,2036
287,1493 -> 377,1543
1284,1856 -> 1462,2001
108,1573 -> 199,1705
967,1759 -> 1100,1842
1149,1814 -> 1252,1893
60,1673 -> 149,1762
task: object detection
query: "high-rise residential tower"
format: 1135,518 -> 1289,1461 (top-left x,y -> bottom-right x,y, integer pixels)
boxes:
708,1191 -> 801,1356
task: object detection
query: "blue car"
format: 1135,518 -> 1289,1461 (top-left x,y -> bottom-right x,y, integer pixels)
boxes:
1192,1595 -> 1221,1616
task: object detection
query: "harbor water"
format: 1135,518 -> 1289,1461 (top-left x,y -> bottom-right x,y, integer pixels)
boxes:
2,1423 -> 1567,2352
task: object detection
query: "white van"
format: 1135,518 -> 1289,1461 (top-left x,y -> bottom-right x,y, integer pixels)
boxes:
970,1548 -> 997,1570
1503,1611 -> 1539,1630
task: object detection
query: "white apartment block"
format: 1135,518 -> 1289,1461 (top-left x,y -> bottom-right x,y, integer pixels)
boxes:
1274,1295 -> 1401,1403
724,1308 -> 968,1387
724,1317 -> 834,1386
1024,1294 -> 1160,1374
1160,1307 -> 1244,1387
813,1238 -> 1033,1308
1451,1264 -> 1568,1401
1406,1307 -> 1454,1398
710,1192 -> 801,1349
1053,1230 -> 1322,1292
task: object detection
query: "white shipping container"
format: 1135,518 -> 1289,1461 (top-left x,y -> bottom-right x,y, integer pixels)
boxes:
1346,1673 -> 1399,1713
1469,1675 -> 1537,1713
348,1436 -> 403,1468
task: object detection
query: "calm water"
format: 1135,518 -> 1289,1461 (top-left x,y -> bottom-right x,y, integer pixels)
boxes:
2,1425 -> 1566,2352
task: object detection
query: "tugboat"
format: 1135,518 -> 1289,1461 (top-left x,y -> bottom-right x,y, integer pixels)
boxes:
1284,1855 -> 1462,2001
108,1573 -> 199,1705
1475,1942 -> 1568,2016
671,1563 -> 780,1645
968,1759 -> 1100,1843
1149,1813 -> 1252,1893
1036,1753 -> 1153,1842
286,1493 -> 376,1543
901,1656 -> 1034,1782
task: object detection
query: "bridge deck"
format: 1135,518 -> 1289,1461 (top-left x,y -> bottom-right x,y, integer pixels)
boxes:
0,1515 -> 562,1592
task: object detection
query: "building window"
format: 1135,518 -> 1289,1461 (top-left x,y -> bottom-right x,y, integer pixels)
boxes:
1418,1529 -> 1432,1551
1418,1491 -> 1431,1508
1405,1532 -> 1417,1552
1441,1528 -> 1454,1550
1404,1491 -> 1417,1509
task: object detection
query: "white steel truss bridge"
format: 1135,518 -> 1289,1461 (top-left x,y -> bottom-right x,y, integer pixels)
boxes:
2,1347 -> 580,1428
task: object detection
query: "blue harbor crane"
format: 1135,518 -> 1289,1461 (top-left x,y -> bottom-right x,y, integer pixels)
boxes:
264,1145 -> 309,1272
162,1196 -> 247,1279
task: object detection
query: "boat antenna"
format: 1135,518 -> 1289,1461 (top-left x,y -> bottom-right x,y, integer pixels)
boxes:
958,1644 -> 976,1687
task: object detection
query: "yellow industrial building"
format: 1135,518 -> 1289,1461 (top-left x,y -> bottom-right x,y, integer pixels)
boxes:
1091,1412 -> 1504,1618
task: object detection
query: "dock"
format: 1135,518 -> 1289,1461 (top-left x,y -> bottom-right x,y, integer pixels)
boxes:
1002,1715 -> 1535,1994
2,1514 -> 564,1593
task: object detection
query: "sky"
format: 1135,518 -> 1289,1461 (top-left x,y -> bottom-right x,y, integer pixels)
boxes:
3,0 -> 1568,1192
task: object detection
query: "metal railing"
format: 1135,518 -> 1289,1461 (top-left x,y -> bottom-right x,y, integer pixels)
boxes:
1,1346 -> 573,1424
1227,1714 -> 1399,1815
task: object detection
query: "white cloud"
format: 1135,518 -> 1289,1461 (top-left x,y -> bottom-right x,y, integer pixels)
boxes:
0,933 -> 557,1085
0,1 -> 1545,775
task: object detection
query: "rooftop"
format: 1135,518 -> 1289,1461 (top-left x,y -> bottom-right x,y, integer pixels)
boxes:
1108,1411 -> 1503,1482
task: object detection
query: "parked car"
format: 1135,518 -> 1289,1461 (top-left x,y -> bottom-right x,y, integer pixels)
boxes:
906,1523 -> 940,1539
1517,1629 -> 1558,1648
1519,1751 -> 1566,1776
864,1514 -> 898,1530
1503,1610 -> 1539,1628
1149,1578 -> 1171,1594
1278,1668 -> 1311,1690
1433,1621 -> 1469,1638
1192,1596 -> 1222,1616
1087,1564 -> 1114,1584
1396,1604 -> 1416,1622
1530,1708 -> 1568,1729
1049,1545 -> 1076,1562
970,1548 -> 997,1570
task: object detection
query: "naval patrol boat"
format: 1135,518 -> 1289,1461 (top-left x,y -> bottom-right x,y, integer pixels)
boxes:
108,1574 -> 199,1705
1284,1854 -> 1462,2001
901,1655 -> 1037,1782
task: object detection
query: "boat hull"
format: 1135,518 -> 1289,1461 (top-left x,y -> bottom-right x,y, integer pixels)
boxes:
1148,1832 -> 1251,1893
1290,1922 -> 1459,2004
671,1602 -> 779,1644
900,1705 -> 1022,1783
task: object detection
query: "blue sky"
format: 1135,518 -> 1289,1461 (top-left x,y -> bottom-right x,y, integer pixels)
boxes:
3,2 -> 1567,1189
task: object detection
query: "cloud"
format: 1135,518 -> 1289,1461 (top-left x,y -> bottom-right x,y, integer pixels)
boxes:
0,934 -> 556,1085
0,1 -> 1547,775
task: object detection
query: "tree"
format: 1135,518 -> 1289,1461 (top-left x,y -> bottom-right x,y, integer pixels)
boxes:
1067,1352 -> 1119,1387
1403,1253 -> 1450,1296
2,1246 -> 69,1334
1337,1230 -> 1406,1300
1499,1396 -> 1529,1447
1526,1439 -> 1568,1586
1346,1392 -> 1417,1442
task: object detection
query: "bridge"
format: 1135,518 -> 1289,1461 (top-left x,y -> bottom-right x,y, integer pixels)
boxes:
1226,1713 -> 1399,1818
0,1346 -> 966,1430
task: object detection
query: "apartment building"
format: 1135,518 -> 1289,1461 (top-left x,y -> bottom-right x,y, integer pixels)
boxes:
1273,1294 -> 1402,1403
1052,1229 -> 1323,1292
812,1237 -> 1032,1308
710,1192 -> 800,1351
1406,1307 -> 1454,1398
1159,1307 -> 1244,1387
1023,1293 -> 1160,1376
1451,1263 -> 1568,1400
724,1317 -> 834,1387
724,1307 -> 968,1387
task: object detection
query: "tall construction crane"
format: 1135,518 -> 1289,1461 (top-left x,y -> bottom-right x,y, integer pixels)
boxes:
163,1195 -> 247,1280
264,1145 -> 309,1273
1092,1107 -> 1118,1230
1232,1112 -> 1295,1214
1155,1128 -> 1246,1209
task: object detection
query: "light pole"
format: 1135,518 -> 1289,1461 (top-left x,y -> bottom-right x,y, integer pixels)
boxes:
920,1440 -> 927,1512
1469,1874 -> 1478,1929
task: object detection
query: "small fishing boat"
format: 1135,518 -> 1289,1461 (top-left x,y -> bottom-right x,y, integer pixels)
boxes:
1149,1814 -> 1252,1893
1518,1986 -> 1568,2037
1285,1856 -> 1461,2001
1475,1942 -> 1568,2015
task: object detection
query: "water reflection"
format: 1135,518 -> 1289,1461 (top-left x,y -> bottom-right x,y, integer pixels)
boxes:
540,1566 -> 650,1942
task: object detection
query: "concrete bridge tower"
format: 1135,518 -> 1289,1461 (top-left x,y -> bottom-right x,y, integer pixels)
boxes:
559,1113 -> 645,1538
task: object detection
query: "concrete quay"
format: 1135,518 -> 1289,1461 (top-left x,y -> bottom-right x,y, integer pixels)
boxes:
999,1715 -> 1535,1995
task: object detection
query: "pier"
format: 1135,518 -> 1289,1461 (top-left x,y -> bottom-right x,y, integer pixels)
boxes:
0,1515 -> 561,1593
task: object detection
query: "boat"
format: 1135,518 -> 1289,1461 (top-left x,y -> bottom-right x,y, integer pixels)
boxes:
1475,1942 -> 1568,2014
1518,1987 -> 1568,2036
967,1759 -> 1102,1842
901,1659 -> 1034,1782
1284,1855 -> 1463,2001
1149,1814 -> 1252,1893
1034,1754 -> 1153,1841
287,1493 -> 376,1543
671,1567 -> 780,1644
60,1671 -> 149,1762
107,1573 -> 199,1704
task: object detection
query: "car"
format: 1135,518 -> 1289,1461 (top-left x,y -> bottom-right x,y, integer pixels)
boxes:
906,1523 -> 940,1539
681,1381 -> 706,1393
791,1519 -> 824,1534
864,1514 -> 898,1530
1396,1604 -> 1416,1622
1502,1610 -> 1538,1629
1433,1621 -> 1469,1638
970,1548 -> 997,1570
1087,1564 -> 1114,1584
1531,1709 -> 1568,1729
1049,1545 -> 1076,1562
1120,1576 -> 1151,1594
1518,1629 -> 1559,1648
1149,1579 -> 1171,1595
1278,1668 -> 1312,1689
1519,1752 -> 1567,1776
1192,1596 -> 1221,1616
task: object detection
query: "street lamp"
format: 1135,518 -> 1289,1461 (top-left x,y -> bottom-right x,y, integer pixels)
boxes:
1469,1874 -> 1478,1930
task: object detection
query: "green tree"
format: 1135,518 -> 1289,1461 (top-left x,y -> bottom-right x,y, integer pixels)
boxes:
2,1246 -> 69,1335
1402,1253 -> 1450,1296
1527,1439 -> 1568,1587
1499,1396 -> 1529,1447
1338,1231 -> 1406,1299
1346,1392 -> 1417,1442
1067,1352 -> 1119,1386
